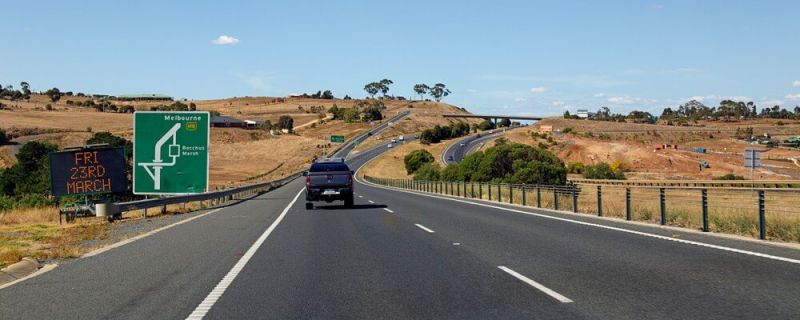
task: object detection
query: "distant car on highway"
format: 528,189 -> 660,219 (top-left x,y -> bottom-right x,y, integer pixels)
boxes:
398,135 -> 405,141
391,139 -> 397,143
387,143 -> 393,148
303,158 -> 354,209
447,155 -> 454,161
459,142 -> 465,147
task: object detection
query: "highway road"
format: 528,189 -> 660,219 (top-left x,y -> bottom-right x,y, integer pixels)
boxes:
2,124 -> 800,319
442,128 -> 509,165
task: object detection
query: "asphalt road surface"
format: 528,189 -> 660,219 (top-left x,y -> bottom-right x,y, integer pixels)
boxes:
2,127 -> 800,319
442,129 -> 508,165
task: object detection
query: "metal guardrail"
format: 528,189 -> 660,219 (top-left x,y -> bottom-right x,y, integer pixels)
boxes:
110,172 -> 302,215
363,175 -> 800,243
108,111 -> 411,217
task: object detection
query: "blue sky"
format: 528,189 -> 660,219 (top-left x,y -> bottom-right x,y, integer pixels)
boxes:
2,0 -> 799,116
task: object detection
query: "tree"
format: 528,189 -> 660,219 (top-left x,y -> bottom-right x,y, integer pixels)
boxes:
278,115 -> 294,132
498,118 -> 511,127
86,132 -> 133,160
260,120 -> 273,131
404,150 -> 435,174
321,90 -> 334,99
364,82 -> 380,98
477,119 -> 495,131
342,109 -> 361,123
429,83 -> 451,102
377,79 -> 392,97
19,81 -> 31,97
413,84 -> 430,100
45,87 -> 62,102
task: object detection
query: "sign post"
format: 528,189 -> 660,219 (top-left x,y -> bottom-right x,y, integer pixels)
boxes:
133,111 -> 209,195
744,148 -> 761,190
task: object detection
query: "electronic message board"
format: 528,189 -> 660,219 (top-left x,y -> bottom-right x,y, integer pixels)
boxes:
49,147 -> 128,197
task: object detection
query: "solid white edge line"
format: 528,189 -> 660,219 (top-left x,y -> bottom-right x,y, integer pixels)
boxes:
0,264 -> 58,291
498,266 -> 573,303
185,188 -> 304,320
83,208 -> 223,258
383,208 -> 394,213
415,224 -> 435,233
355,169 -> 800,265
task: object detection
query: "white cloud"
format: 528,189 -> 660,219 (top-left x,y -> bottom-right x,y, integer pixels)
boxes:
759,99 -> 784,106
786,94 -> 800,101
607,96 -> 657,105
212,35 -> 240,45
514,97 -> 526,102
593,93 -> 605,98
551,100 -> 565,107
530,87 -> 547,94
793,80 -> 800,87
652,4 -> 665,10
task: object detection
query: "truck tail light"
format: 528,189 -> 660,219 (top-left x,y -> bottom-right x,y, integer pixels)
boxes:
347,175 -> 353,187
306,175 -> 311,189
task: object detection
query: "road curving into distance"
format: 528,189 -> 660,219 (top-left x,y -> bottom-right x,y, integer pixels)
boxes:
1,120 -> 799,319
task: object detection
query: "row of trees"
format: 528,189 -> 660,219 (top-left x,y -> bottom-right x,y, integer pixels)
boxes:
567,100 -> 800,125
419,122 -> 470,144
328,101 -> 384,123
362,79 -> 452,102
413,83 -> 451,102
295,90 -> 335,99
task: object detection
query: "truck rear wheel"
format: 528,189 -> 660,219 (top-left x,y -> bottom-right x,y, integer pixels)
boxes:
305,202 -> 313,210
344,195 -> 354,208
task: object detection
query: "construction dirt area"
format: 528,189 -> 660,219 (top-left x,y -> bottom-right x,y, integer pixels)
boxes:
500,118 -> 800,180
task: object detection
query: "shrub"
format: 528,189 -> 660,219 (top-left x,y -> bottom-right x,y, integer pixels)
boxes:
413,163 -> 442,181
0,128 -> 8,145
567,162 -> 585,174
562,127 -> 573,134
714,173 -> 746,180
404,150 -> 435,174
442,143 -> 566,185
582,162 -> 625,180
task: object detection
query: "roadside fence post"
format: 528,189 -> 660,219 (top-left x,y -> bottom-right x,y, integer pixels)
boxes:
464,182 -> 468,198
660,188 -> 666,225
522,187 -> 527,206
488,183 -> 493,201
572,186 -> 578,213
497,184 -> 502,203
456,182 -> 460,197
701,189 -> 708,232
554,187 -> 559,210
509,184 -> 514,204
479,183 -> 483,199
536,186 -> 541,208
625,188 -> 631,221
597,186 -> 603,216
758,190 -> 766,240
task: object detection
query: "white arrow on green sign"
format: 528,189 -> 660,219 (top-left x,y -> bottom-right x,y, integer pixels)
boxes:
133,111 -> 210,195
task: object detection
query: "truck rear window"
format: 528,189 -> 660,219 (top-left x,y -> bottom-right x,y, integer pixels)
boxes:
310,163 -> 350,172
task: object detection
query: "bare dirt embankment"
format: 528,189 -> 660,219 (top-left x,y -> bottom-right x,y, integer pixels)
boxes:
499,118 -> 800,180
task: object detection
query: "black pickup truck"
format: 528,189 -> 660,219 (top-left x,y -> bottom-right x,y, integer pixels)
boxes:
304,159 -> 355,209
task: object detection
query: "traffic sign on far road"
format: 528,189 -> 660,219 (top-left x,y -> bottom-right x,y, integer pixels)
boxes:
330,135 -> 345,143
133,111 -> 209,195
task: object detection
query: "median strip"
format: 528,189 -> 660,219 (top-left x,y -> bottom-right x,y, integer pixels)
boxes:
414,224 -> 435,233
498,266 -> 573,303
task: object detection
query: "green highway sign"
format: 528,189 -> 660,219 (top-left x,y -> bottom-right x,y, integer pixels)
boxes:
330,135 -> 345,143
133,111 -> 209,195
